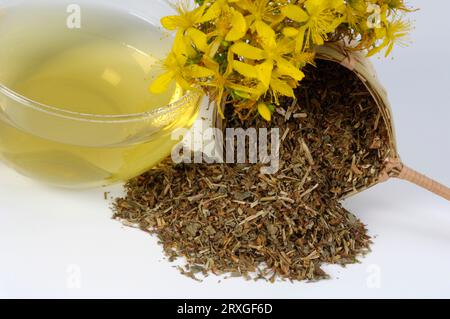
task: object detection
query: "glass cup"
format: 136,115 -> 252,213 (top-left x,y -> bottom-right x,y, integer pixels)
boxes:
0,0 -> 202,188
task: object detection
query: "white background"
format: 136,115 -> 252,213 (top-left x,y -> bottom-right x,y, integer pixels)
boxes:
1,0 -> 449,299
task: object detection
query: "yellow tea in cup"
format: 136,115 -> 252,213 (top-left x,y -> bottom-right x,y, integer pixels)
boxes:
0,1 -> 200,187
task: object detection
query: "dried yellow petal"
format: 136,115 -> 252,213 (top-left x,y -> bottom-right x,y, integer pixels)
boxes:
258,103 -> 272,122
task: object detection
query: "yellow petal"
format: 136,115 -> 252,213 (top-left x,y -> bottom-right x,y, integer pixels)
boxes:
161,16 -> 182,31
283,27 -> 299,38
231,42 -> 265,60
254,21 -> 276,48
198,1 -> 222,23
202,55 -> 220,72
258,103 -> 272,122
281,5 -> 309,23
312,32 -> 325,45
174,74 -> 192,91
295,26 -> 307,52
186,65 -> 215,78
256,60 -> 274,88
330,0 -> 345,8
234,91 -> 251,99
225,49 -> 235,75
172,32 -> 189,64
227,83 -> 260,96
207,38 -> 222,58
163,52 -> 178,68
276,58 -> 305,81
233,61 -> 258,79
305,0 -> 323,15
367,38 -> 388,57
375,27 -> 387,39
149,71 -> 175,94
187,27 -> 208,52
225,10 -> 247,42
270,78 -> 294,98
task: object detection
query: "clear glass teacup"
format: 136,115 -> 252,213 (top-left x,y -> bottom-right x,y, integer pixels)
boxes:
0,0 -> 201,188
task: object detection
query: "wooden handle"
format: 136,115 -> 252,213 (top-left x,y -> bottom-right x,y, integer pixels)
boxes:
396,165 -> 450,201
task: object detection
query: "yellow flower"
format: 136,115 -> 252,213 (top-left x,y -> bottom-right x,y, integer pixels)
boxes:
150,0 -> 414,121
367,18 -> 411,57
383,0 -> 413,12
149,52 -> 189,94
267,68 -> 299,101
150,33 -> 214,94
338,0 -> 366,28
281,0 -> 342,51
233,60 -> 301,102
236,0 -> 287,46
161,0 -> 206,33
236,0 -> 281,28
205,4 -> 248,57
161,1 -> 210,52
197,55 -> 259,114
231,23 -> 304,90
200,0 -> 240,24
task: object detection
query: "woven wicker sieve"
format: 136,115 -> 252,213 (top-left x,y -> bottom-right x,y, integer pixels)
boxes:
315,42 -> 450,201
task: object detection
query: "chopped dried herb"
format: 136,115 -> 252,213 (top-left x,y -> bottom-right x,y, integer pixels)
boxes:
289,60 -> 391,198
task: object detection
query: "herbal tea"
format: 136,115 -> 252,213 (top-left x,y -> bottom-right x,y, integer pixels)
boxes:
0,2 -> 199,187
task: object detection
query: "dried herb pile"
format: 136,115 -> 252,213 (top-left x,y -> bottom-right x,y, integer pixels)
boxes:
288,60 -> 392,199
113,60 -> 391,282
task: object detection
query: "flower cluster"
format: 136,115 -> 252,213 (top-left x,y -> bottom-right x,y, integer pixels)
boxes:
151,0 -> 413,121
